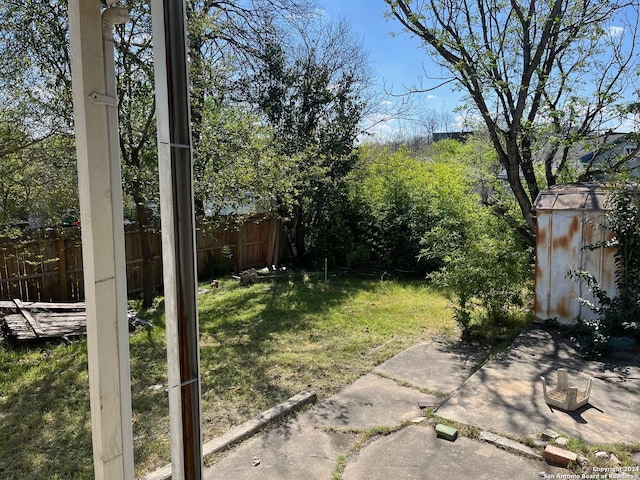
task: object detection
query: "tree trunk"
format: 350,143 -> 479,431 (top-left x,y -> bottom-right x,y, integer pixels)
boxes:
502,143 -> 536,248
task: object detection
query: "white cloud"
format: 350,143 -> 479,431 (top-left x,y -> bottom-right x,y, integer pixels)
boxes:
358,114 -> 399,142
613,114 -> 639,133
609,26 -> 625,38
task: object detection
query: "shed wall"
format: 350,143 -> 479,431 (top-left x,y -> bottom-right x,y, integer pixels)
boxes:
535,208 -> 616,324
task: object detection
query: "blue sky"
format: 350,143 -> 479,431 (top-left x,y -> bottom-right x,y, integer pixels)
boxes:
318,0 -> 464,139
318,1 -> 640,138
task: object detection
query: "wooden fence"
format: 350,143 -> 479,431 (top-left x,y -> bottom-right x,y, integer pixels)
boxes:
0,218 -> 284,302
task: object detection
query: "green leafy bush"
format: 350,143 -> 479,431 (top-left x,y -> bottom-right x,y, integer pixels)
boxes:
426,203 -> 533,339
300,139 -> 533,343
345,144 -> 478,274
337,141 -> 533,340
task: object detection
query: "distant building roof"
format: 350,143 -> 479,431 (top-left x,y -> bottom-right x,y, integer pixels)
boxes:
432,131 -> 473,142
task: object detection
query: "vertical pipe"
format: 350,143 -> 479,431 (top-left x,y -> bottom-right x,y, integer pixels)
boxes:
151,1 -> 203,478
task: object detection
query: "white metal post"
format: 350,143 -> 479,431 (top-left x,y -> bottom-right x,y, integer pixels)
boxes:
152,1 -> 203,478
68,1 -> 134,479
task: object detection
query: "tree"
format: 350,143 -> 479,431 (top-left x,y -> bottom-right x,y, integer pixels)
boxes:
0,0 -> 74,128
0,0 -> 315,304
239,16 -> 373,264
384,0 -> 639,244
113,1 -> 316,302
193,101 -> 290,223
0,2 -> 77,231
0,110 -> 77,230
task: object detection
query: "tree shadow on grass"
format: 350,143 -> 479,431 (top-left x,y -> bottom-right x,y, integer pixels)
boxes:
197,276 -> 372,388
197,275 -> 409,396
0,340 -> 94,479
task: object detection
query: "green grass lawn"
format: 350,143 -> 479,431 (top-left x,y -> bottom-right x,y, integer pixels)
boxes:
0,274 -> 459,479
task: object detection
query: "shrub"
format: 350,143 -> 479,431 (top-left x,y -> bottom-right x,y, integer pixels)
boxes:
346,144 -> 477,274
341,141 -> 533,340
426,206 -> 533,339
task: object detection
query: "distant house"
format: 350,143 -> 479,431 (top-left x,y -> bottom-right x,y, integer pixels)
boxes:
432,131 -> 473,143
579,132 -> 640,180
497,131 -> 640,182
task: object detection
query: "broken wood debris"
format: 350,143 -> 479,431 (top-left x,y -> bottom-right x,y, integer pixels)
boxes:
0,300 -> 149,341
0,300 -> 87,341
232,266 -> 289,285
0,299 -> 152,340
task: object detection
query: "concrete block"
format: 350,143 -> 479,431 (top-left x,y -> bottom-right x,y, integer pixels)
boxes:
435,424 -> 458,441
417,398 -> 436,409
544,445 -> 577,466
479,431 -> 541,459
479,431 -> 498,443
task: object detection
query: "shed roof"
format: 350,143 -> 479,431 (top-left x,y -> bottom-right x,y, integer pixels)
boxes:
533,184 -> 610,211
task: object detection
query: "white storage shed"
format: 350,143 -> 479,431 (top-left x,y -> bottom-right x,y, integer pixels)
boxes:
534,184 -> 616,324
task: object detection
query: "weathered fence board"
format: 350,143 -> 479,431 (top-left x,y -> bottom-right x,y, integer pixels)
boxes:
0,218 -> 284,303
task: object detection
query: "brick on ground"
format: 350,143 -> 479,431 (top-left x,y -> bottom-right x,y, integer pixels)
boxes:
544,445 -> 577,467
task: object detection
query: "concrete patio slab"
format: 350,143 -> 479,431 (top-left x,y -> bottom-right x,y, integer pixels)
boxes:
204,424 -> 356,480
373,341 -> 488,394
436,327 -> 640,445
294,373 -> 430,429
342,425 -> 564,480
197,326 -> 640,480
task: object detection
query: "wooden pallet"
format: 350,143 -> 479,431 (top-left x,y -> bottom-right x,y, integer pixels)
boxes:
0,300 -> 87,341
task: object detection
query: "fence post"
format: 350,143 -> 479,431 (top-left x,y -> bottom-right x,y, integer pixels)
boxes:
56,230 -> 69,301
236,225 -> 244,272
